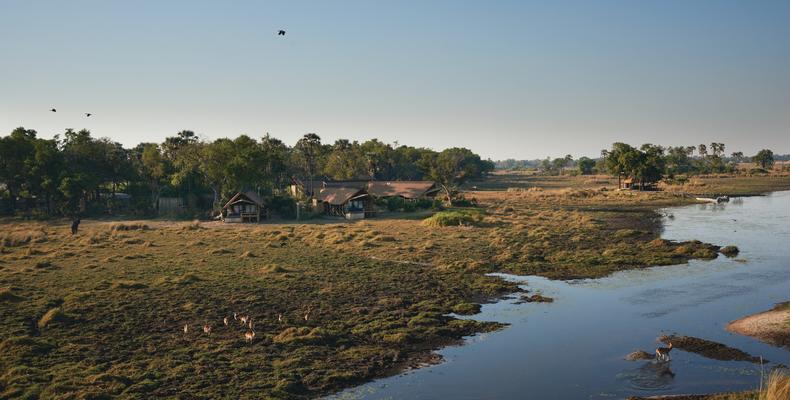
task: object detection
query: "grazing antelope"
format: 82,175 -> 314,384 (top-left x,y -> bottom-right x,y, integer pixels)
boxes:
278,313 -> 283,323
183,324 -> 189,334
223,317 -> 229,326
240,315 -> 249,326
248,318 -> 254,329
304,306 -> 313,322
244,328 -> 256,343
203,324 -> 212,335
656,342 -> 673,362
233,312 -> 238,321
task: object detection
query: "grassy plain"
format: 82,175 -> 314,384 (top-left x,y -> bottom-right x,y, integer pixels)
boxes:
0,175 -> 783,399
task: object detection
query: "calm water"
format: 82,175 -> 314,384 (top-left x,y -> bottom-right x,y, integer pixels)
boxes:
331,191 -> 790,399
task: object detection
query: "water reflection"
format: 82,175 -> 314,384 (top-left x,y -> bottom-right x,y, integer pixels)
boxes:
619,361 -> 676,391
331,191 -> 790,400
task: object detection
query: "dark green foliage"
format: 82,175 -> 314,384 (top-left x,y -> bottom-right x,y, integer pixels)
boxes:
0,127 -> 489,219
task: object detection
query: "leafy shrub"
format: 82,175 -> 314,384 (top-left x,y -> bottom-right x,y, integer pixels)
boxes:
422,209 -> 485,227
268,196 -> 297,219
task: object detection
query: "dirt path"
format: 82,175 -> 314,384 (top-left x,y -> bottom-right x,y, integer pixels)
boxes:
727,302 -> 790,350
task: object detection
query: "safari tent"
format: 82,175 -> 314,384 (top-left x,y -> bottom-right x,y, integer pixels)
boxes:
316,187 -> 374,219
221,191 -> 266,223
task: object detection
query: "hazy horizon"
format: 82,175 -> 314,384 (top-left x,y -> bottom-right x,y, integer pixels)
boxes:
2,0 -> 789,160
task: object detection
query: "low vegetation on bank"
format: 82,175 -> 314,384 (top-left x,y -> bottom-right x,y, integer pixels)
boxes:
1,175 -> 785,398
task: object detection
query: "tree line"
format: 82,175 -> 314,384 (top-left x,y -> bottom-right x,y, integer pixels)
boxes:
0,127 -> 493,217
505,143 -> 778,183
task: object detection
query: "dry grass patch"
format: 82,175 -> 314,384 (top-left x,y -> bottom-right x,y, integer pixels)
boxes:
37,308 -> 71,329
1,229 -> 48,247
109,222 -> 149,232
0,287 -> 23,302
110,280 -> 147,290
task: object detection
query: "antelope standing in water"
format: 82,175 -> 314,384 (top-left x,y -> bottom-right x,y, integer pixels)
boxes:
203,324 -> 212,335
656,342 -> 673,362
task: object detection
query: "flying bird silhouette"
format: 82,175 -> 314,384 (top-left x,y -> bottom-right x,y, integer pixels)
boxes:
50,108 -> 56,112
85,113 -> 92,117
278,30 -> 286,36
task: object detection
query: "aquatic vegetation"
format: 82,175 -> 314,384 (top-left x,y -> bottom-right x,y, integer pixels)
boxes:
720,245 -> 740,257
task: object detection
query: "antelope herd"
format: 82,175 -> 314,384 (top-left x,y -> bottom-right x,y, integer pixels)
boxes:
181,307 -> 306,344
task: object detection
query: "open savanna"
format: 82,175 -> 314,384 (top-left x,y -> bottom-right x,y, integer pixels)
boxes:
0,184 -> 749,399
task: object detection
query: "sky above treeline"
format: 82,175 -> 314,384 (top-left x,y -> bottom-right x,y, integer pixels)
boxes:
1,0 -> 789,160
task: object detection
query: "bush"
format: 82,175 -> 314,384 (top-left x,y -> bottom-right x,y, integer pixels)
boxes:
422,209 -> 485,227
268,196 -> 297,219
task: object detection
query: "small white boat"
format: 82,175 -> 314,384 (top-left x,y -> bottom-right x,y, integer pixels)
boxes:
695,196 -> 730,203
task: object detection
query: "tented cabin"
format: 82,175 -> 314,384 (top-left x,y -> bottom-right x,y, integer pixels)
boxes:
221,191 -> 266,223
367,181 -> 439,200
620,178 -> 656,191
316,187 -> 374,219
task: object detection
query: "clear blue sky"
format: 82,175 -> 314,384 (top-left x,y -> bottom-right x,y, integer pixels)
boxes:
1,0 -> 789,159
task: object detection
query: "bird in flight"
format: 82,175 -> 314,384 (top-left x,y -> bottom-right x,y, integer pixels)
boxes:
85,113 -> 92,117
50,108 -> 56,112
278,30 -> 286,36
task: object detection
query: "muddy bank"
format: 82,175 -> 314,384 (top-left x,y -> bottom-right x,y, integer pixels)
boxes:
627,393 -> 752,400
727,302 -> 790,350
659,335 -> 765,364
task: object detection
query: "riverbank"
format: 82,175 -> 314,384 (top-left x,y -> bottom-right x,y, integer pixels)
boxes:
727,302 -> 790,350
2,176 -> 788,399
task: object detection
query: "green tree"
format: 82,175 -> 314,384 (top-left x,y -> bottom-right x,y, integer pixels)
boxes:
753,149 -> 775,170
603,142 -> 639,188
294,133 -> 323,197
577,157 -> 595,175
418,147 -> 487,204
27,137 -> 64,214
324,140 -> 368,180
140,143 -> 169,213
0,127 -> 36,212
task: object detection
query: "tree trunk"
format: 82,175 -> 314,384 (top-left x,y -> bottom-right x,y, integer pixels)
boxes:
441,184 -> 453,206
212,187 -> 220,212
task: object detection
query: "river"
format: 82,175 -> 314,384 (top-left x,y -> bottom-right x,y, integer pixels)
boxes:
331,190 -> 790,399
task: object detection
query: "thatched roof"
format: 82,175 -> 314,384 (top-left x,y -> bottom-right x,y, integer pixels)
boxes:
317,187 -> 368,206
223,191 -> 265,209
324,180 -> 368,189
367,181 -> 438,199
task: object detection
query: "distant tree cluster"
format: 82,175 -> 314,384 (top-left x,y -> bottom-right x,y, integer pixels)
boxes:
600,142 -> 777,188
0,128 -> 493,217
495,143 -> 780,185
